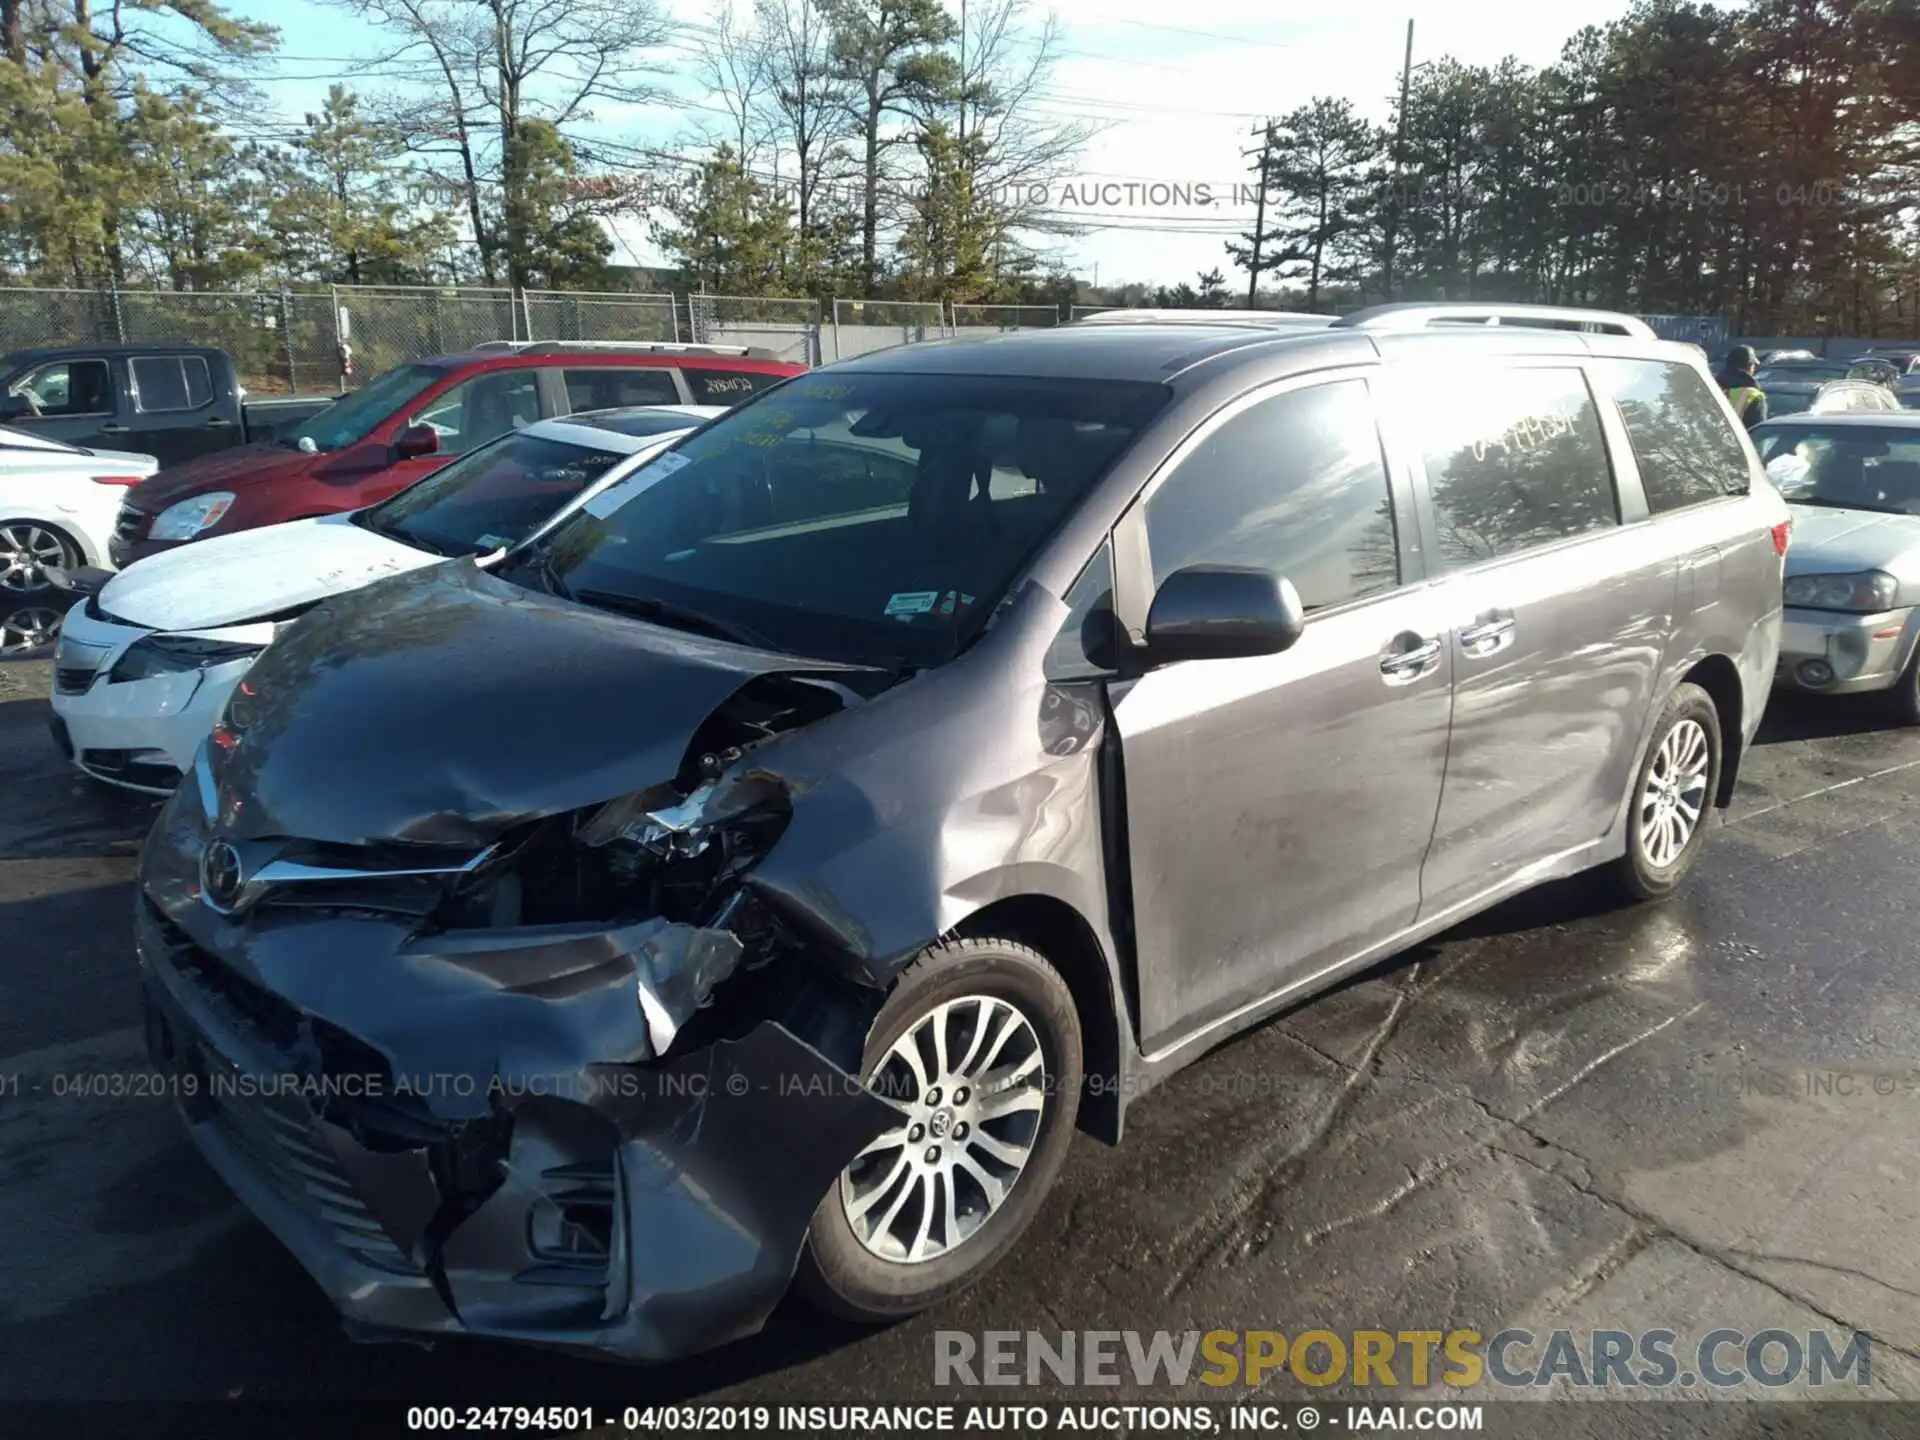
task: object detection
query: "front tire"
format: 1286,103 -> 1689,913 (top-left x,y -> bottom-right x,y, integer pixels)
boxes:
1889,648 -> 1920,726
1609,682 -> 1722,903
798,936 -> 1082,1322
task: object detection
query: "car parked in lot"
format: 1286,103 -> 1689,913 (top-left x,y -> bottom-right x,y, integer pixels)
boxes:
0,344 -> 333,466
108,341 -> 804,568
50,406 -> 718,790
1756,360 -> 1901,418
0,424 -> 160,651
136,304 -> 1786,1362
1753,412 -> 1920,718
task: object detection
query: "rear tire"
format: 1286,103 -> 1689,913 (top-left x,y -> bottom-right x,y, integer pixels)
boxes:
1608,682 -> 1723,903
797,936 -> 1082,1323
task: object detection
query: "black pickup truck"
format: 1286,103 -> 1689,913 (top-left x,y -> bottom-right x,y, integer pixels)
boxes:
0,344 -> 336,467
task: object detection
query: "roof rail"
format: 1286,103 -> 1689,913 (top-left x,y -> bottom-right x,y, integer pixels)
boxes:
1332,303 -> 1656,338
1070,308 -> 1333,328
466,339 -> 778,360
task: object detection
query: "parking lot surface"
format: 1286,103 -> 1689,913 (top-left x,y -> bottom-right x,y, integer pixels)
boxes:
6,645 -> 1920,1427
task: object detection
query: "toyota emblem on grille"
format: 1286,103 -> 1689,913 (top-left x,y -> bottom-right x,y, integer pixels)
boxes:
200,840 -> 245,912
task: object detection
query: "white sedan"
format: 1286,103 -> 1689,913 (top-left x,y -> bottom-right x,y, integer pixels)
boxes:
1,425 -> 159,650
49,405 -> 718,792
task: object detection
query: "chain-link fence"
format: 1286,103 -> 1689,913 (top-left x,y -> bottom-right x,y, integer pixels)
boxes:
950,303 -> 1060,330
829,298 -> 945,360
523,290 -> 678,344
0,283 -> 1081,391
333,284 -> 521,388
1068,306 -> 1117,320
691,295 -> 821,365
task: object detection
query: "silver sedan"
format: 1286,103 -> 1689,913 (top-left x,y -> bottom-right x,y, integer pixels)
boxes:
1755,413 -> 1920,719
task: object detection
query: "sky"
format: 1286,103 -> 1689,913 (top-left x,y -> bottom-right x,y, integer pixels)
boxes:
227,0 -> 1640,288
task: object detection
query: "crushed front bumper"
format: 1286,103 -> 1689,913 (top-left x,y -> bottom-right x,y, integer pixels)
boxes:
136,881 -> 898,1361
1774,605 -> 1920,695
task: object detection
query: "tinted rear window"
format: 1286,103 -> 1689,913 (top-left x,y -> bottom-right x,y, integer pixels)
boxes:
1597,359 -> 1751,512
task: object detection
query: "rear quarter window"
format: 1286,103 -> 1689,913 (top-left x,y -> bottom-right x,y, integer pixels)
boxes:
1596,358 -> 1752,512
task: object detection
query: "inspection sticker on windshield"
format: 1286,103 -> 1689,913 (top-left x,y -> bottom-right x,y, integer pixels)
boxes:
885,590 -> 941,619
581,452 -> 691,519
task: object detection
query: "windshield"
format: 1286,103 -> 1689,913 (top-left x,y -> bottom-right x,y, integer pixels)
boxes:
1758,363 -> 1847,383
359,429 -> 637,555
1756,425 -> 1920,514
501,370 -> 1171,667
284,363 -> 444,452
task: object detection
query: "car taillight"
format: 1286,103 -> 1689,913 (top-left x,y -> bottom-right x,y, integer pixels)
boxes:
91,475 -> 146,486
1770,520 -> 1791,556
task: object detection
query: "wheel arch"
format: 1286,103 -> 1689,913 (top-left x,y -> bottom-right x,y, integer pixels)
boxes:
950,893 -> 1127,1145
1679,652 -> 1745,806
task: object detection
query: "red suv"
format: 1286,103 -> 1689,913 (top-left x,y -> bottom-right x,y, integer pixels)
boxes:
107,342 -> 805,566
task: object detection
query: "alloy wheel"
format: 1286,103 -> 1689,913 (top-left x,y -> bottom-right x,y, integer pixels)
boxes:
0,605 -> 62,654
0,523 -> 69,594
839,994 -> 1048,1265
1639,717 -> 1711,868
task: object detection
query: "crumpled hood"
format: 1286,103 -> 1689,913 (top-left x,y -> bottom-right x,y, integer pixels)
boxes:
128,441 -> 311,512
211,562 -> 872,848
1784,504 -> 1920,582
99,514 -> 437,632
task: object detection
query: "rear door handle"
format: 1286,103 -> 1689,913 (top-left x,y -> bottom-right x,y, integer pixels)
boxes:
204,416 -> 231,427
1380,633 -> 1442,684
99,423 -> 128,433
1459,613 -> 1515,656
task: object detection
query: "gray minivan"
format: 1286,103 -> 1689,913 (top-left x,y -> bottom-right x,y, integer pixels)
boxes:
136,304 -> 1789,1361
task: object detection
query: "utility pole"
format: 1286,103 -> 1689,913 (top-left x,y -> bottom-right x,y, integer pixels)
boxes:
1383,18 -> 1414,298
1243,119 -> 1275,308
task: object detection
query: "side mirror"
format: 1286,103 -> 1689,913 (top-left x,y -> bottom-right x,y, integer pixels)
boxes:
0,392 -> 32,420
1144,564 -> 1305,666
394,423 -> 441,460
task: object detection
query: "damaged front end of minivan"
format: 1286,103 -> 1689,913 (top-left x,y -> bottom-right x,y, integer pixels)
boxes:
137,653 -> 911,1360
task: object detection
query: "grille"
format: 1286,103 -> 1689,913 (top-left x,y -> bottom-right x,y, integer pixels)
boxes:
198,1039 -> 423,1275
112,502 -> 149,547
148,908 -> 423,1275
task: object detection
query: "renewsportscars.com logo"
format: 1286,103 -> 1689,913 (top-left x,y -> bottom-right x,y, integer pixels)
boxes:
933,1328 -> 1872,1390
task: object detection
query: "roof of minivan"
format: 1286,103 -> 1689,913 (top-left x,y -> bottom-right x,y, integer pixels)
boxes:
825,319 -> 1692,386
828,322 -> 1377,383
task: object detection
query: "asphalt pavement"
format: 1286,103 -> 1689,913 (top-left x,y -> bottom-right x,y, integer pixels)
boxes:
7,643 -> 1920,1430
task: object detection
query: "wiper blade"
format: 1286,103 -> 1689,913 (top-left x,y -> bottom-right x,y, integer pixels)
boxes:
574,589 -> 779,651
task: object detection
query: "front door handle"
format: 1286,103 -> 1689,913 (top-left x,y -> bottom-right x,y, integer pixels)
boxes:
1459,613 -> 1515,657
1380,633 -> 1442,684
99,423 -> 128,433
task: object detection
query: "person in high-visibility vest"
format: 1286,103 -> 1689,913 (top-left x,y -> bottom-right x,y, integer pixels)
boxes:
1716,344 -> 1768,429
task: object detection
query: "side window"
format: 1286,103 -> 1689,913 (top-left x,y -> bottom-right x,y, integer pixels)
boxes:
413,371 -> 541,456
1045,539 -> 1118,679
1414,367 -> 1616,570
1143,378 -> 1399,612
1596,358 -> 1752,513
131,355 -> 212,413
10,358 -> 112,416
686,369 -> 783,405
563,367 -> 680,412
